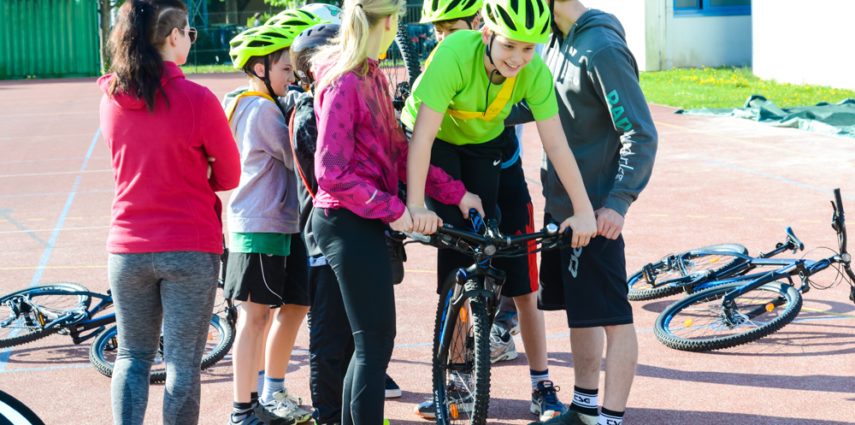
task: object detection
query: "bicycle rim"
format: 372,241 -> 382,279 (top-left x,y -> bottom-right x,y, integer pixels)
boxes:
0,283 -> 90,348
628,244 -> 749,301
654,280 -> 802,351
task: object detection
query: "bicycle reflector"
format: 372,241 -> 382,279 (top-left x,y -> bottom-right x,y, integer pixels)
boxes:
765,303 -> 775,312
459,307 -> 468,322
683,319 -> 693,328
449,403 -> 459,418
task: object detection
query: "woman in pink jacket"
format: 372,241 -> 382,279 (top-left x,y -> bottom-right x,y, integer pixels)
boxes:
97,1 -> 240,423
308,0 -> 482,423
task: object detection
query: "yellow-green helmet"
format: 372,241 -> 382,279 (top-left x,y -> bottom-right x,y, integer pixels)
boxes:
265,8 -> 327,29
420,0 -> 482,23
229,25 -> 299,69
481,0 -> 550,44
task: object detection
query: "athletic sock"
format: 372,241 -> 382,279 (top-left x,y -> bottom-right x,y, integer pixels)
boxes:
230,401 -> 254,423
598,407 -> 624,425
250,392 -> 259,406
260,376 -> 285,404
570,386 -> 599,417
530,369 -> 550,391
256,370 -> 265,395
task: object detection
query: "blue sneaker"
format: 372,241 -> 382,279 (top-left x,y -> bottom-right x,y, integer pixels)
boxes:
530,380 -> 567,421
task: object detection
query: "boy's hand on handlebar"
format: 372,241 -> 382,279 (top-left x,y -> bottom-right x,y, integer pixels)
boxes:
559,212 -> 597,248
389,208 -> 414,233
457,192 -> 484,220
595,207 -> 624,240
409,205 -> 443,234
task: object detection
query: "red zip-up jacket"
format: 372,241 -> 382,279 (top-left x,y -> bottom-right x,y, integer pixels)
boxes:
313,57 -> 465,223
98,62 -> 240,254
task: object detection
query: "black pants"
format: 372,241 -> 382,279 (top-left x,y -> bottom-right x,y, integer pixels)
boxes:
308,262 -> 353,424
425,129 -> 515,291
311,207 -> 396,425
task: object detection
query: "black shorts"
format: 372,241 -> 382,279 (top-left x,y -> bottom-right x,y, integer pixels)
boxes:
224,236 -> 310,306
492,148 -> 537,298
538,223 -> 632,327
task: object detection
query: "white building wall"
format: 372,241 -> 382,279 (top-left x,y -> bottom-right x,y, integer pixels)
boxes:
582,0 -> 752,71
753,0 -> 855,90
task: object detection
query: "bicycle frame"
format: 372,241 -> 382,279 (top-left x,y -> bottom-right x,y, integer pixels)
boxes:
13,288 -> 116,344
713,188 -> 854,324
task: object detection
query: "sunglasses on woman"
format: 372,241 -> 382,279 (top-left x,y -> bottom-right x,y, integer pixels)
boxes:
178,27 -> 197,44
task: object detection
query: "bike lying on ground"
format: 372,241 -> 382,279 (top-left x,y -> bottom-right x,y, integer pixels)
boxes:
405,212 -> 568,425
629,188 -> 855,352
0,280 -> 235,383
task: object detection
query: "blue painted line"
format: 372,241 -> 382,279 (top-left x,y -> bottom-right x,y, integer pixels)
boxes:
0,128 -> 101,372
700,158 -> 855,200
0,209 -> 48,247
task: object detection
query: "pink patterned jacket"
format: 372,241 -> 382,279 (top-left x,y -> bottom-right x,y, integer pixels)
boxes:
313,57 -> 466,223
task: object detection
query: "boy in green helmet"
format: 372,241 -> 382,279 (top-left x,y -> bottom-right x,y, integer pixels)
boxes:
223,19 -> 320,425
404,0 -> 597,421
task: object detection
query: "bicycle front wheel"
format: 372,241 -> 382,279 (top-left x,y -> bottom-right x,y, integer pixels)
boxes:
89,313 -> 235,383
0,283 -> 90,348
432,274 -> 491,425
627,244 -> 748,301
654,279 -> 802,352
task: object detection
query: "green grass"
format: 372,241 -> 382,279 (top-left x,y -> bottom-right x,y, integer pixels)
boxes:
639,67 -> 855,110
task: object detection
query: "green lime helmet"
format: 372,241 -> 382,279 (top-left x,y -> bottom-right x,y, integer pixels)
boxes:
420,0 -> 482,23
265,8 -> 327,29
229,25 -> 299,69
481,0 -> 550,44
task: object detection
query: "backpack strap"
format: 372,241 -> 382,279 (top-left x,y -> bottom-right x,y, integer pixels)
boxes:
224,91 -> 277,124
289,105 -> 316,201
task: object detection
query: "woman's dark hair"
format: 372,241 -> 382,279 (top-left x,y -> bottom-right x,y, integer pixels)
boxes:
109,0 -> 189,112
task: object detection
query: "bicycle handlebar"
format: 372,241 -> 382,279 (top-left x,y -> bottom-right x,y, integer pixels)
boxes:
403,213 -> 565,258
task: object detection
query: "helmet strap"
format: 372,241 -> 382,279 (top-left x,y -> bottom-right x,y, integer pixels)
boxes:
548,0 -> 559,49
485,33 -> 504,79
255,56 -> 289,118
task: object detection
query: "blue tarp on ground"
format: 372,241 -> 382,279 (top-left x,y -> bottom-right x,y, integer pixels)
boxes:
676,95 -> 855,138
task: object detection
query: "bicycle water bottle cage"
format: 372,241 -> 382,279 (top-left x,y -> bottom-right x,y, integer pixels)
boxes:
785,227 -> 805,253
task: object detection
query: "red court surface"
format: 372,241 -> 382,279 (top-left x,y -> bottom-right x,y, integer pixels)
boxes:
0,73 -> 853,425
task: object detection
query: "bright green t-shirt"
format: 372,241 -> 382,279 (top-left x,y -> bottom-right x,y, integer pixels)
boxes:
229,232 -> 291,256
400,30 -> 558,145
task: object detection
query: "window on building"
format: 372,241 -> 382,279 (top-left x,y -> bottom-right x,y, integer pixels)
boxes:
674,0 -> 750,16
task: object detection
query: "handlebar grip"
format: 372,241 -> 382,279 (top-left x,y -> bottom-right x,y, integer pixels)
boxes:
834,188 -> 844,216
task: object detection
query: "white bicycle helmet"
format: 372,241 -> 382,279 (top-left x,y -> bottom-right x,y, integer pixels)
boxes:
301,3 -> 344,25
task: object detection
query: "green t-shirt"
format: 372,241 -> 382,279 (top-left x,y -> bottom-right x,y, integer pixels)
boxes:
229,232 -> 291,256
400,30 -> 558,145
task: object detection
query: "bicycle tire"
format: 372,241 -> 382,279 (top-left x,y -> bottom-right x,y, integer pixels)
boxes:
627,244 -> 749,301
0,283 -> 91,348
380,22 -> 421,110
0,389 -> 46,425
88,313 -> 235,384
432,275 -> 491,425
654,279 -> 802,352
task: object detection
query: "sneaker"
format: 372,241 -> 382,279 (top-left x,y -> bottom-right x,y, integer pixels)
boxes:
509,315 -> 520,336
385,374 -> 402,398
269,396 -> 313,424
490,332 -> 518,363
413,384 -> 474,420
252,402 -> 296,425
530,380 -> 567,422
228,411 -> 266,425
527,410 -> 592,425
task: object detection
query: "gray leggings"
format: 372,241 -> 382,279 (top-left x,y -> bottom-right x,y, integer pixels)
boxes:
108,251 -> 219,425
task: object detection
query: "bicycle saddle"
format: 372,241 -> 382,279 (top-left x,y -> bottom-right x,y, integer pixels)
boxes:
785,227 -> 805,252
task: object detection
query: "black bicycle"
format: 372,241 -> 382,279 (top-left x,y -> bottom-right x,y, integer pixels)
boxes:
637,188 -> 855,352
0,281 -> 235,383
406,212 -> 567,425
